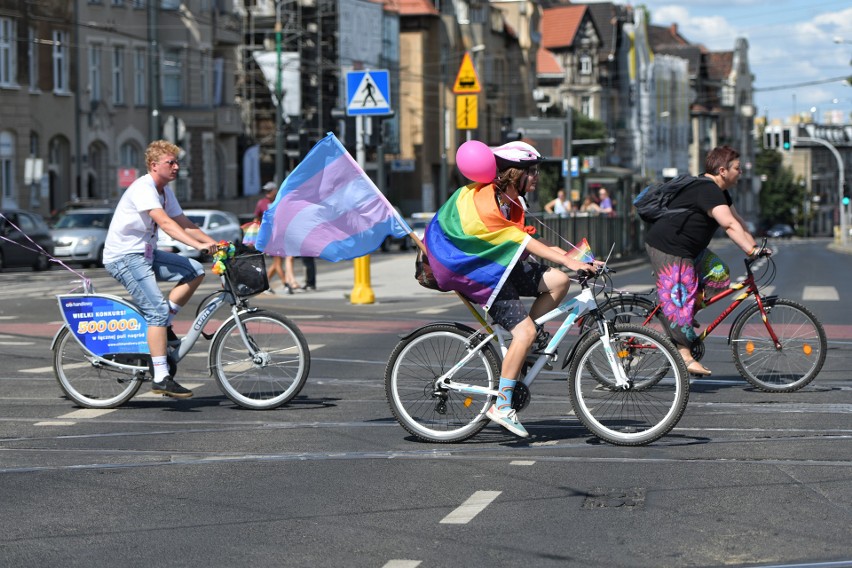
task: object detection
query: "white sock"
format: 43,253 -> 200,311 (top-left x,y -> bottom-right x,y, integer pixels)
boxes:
167,300 -> 181,325
152,356 -> 169,382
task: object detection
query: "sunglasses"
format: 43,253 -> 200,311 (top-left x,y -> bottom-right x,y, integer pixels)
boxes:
159,159 -> 180,167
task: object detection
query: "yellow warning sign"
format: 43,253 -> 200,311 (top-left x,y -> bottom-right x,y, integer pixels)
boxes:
453,52 -> 481,94
456,94 -> 478,129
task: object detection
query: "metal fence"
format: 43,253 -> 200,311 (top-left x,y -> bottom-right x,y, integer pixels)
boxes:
532,211 -> 646,263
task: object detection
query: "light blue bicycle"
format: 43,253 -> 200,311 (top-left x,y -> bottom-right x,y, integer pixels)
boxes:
385,267 -> 689,446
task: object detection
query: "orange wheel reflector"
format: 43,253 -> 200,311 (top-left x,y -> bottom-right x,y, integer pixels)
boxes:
618,350 -> 629,358
803,344 -> 812,356
745,341 -> 755,354
463,397 -> 473,407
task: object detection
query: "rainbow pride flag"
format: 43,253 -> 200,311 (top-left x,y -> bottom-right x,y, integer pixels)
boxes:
256,133 -> 410,261
424,184 -> 532,309
566,237 -> 595,263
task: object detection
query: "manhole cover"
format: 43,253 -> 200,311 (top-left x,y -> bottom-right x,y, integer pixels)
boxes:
582,487 -> 646,509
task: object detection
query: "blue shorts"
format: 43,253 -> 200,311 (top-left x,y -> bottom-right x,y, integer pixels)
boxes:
104,250 -> 205,327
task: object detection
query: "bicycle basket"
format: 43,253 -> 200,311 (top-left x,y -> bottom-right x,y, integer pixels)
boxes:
226,253 -> 269,297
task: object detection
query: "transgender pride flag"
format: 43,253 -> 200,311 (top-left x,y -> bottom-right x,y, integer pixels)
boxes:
255,133 -> 411,261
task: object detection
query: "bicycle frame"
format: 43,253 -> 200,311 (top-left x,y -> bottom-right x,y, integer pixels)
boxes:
642,255 -> 781,349
434,282 -> 631,398
52,275 -> 249,374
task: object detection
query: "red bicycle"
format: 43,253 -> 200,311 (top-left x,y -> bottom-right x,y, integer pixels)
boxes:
586,243 -> 826,393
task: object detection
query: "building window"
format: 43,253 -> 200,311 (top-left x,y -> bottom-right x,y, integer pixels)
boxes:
52,30 -> 69,93
161,0 -> 180,10
200,51 -> 211,106
28,26 -> 38,91
134,48 -> 146,105
579,54 -> 592,75
581,96 -> 592,118
131,0 -> 145,7
119,142 -> 141,171
89,44 -> 102,102
112,45 -> 125,105
0,131 -> 14,205
0,18 -> 17,87
162,48 -> 182,106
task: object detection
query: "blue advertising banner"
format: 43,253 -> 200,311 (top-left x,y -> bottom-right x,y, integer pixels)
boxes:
57,295 -> 149,357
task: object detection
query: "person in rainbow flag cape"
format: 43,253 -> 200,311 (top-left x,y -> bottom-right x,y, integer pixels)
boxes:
424,140 -> 600,438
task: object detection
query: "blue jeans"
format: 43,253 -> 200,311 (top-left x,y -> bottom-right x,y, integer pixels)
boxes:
105,250 -> 204,326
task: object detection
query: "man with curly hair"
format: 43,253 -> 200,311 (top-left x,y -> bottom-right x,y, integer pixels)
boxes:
103,140 -> 218,398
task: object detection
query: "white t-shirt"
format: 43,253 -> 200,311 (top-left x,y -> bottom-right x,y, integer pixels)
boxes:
103,174 -> 183,265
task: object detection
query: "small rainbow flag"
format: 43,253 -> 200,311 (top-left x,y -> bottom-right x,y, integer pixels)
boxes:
566,237 -> 595,263
424,183 -> 532,309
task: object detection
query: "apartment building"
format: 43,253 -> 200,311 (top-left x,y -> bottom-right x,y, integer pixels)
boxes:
0,0 -> 244,217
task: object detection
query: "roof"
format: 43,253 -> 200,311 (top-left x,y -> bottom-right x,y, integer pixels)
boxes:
540,5 -> 587,50
705,51 -> 733,81
536,47 -> 563,76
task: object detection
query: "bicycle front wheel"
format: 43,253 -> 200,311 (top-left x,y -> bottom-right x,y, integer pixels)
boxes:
731,298 -> 826,393
53,326 -> 144,408
385,323 -> 500,443
211,310 -> 310,409
568,323 -> 688,446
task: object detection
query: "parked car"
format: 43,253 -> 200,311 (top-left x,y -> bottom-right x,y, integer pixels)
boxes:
765,223 -> 795,238
380,207 -> 412,252
407,211 -> 435,248
50,208 -> 113,267
157,209 -> 242,258
0,209 -> 54,272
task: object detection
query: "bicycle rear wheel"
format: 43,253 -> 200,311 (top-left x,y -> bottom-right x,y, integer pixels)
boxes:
53,326 -> 144,408
385,323 -> 500,443
731,298 -> 826,393
580,294 -> 664,334
211,310 -> 310,409
568,323 -> 688,446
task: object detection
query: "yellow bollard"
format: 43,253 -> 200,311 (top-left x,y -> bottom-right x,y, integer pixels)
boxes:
350,255 -> 375,304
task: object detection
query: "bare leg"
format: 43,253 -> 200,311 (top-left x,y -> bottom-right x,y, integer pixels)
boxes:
267,256 -> 287,287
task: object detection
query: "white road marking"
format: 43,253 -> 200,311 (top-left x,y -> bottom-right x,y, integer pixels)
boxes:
0,341 -> 34,346
417,307 -> 449,315
0,315 -> 18,320
57,408 -> 117,419
802,286 -> 839,301
439,490 -> 502,524
33,421 -> 76,427
382,561 -> 422,568
510,460 -> 536,466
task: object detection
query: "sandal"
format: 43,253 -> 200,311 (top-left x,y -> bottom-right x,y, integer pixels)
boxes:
684,358 -> 712,376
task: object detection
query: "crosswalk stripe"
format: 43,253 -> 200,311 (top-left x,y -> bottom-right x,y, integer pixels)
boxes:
802,286 -> 839,301
440,490 -> 501,524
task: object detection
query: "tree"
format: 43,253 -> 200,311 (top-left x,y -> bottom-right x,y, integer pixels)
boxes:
756,148 -> 805,229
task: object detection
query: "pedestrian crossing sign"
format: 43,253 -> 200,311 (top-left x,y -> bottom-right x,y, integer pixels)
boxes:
346,70 -> 392,116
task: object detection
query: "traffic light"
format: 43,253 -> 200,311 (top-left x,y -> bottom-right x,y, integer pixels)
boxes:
782,128 -> 791,151
843,195 -> 850,207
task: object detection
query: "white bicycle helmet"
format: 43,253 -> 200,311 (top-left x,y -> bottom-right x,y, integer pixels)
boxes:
491,141 -> 543,171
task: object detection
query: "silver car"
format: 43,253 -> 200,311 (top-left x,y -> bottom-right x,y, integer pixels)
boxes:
157,209 -> 243,259
49,208 -> 113,267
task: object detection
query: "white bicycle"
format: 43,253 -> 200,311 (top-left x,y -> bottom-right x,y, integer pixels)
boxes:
385,267 -> 689,446
52,246 -> 310,410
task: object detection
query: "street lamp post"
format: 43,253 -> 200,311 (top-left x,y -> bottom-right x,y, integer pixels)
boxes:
274,1 -> 285,185
798,136 -> 847,246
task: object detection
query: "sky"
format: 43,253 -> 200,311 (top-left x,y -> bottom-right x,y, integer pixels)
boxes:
587,0 -> 852,124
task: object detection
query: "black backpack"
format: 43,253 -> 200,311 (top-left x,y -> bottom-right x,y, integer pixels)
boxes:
632,174 -> 698,224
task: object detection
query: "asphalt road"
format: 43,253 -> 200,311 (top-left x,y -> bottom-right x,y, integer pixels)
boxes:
0,238 -> 850,568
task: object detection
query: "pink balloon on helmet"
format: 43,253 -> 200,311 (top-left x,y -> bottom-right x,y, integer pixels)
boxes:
456,140 -> 497,183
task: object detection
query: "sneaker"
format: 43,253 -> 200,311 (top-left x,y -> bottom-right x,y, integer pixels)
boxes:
486,405 -> 529,438
151,376 -> 193,398
167,326 -> 181,347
